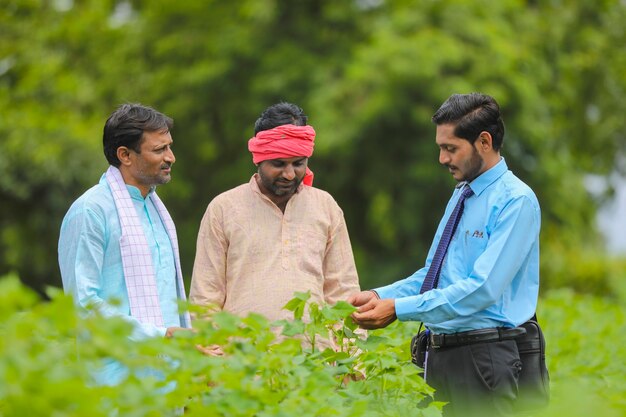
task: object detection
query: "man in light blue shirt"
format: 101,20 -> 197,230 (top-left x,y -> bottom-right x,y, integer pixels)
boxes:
348,93 -> 541,416
58,103 -> 190,385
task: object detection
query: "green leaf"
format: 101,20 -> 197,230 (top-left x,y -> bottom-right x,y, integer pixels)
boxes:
281,320 -> 305,337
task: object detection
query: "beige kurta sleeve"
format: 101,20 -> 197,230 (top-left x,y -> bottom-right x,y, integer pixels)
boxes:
189,199 -> 228,313
321,202 -> 367,353
322,205 -> 361,305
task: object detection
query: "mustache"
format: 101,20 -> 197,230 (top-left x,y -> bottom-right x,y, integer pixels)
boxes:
274,178 -> 300,189
160,163 -> 172,169
275,178 -> 297,184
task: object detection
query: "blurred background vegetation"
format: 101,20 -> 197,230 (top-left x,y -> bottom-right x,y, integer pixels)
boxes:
1,0 -> 625,298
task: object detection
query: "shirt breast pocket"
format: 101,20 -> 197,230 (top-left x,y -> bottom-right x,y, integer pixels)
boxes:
461,228 -> 489,263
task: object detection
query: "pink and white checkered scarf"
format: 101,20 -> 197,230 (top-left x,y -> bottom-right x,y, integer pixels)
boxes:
106,166 -> 190,328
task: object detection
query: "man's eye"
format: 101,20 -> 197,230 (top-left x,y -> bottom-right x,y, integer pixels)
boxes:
156,145 -> 171,153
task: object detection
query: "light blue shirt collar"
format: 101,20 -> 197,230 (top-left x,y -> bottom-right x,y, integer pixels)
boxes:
467,157 -> 507,197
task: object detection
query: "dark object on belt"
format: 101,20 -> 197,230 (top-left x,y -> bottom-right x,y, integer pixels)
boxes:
429,326 -> 527,348
515,319 -> 550,411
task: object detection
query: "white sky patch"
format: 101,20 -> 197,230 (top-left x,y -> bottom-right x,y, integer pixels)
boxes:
109,1 -> 136,28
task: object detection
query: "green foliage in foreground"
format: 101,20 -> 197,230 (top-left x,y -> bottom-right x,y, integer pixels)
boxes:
0,275 -> 439,417
2,273 -> 625,416
536,289 -> 626,417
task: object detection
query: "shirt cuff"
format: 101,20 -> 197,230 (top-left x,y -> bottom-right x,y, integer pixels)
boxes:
372,286 -> 394,300
157,326 -> 168,338
393,296 -> 421,322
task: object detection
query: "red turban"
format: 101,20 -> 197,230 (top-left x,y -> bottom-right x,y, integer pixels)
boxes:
248,124 -> 316,186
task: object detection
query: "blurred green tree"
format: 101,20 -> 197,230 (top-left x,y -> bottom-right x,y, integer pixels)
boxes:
0,0 -> 624,295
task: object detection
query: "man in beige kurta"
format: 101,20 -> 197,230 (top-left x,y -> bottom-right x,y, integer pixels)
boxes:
189,102 -> 360,326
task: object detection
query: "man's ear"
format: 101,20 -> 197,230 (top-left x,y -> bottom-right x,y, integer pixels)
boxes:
476,132 -> 493,152
117,146 -> 133,167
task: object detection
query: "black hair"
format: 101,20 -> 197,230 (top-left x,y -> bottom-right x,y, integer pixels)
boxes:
253,102 -> 307,134
431,93 -> 505,150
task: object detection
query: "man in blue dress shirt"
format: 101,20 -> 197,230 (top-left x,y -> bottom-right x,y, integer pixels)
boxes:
58,103 -> 191,385
348,93 -> 541,416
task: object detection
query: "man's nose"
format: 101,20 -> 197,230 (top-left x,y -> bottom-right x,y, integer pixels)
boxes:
165,148 -> 176,164
439,150 -> 449,165
282,164 -> 295,180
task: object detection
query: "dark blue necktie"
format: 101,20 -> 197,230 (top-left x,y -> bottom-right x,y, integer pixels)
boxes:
419,184 -> 474,294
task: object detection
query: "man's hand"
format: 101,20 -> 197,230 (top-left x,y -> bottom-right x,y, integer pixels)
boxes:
347,290 -> 379,307
166,327 -> 224,356
165,326 -> 188,338
195,344 -> 224,356
351,298 -> 397,330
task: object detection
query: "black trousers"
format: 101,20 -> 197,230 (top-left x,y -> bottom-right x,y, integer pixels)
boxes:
425,339 -> 522,417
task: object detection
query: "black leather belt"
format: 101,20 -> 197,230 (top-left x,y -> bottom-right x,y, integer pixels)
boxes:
429,327 -> 526,349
